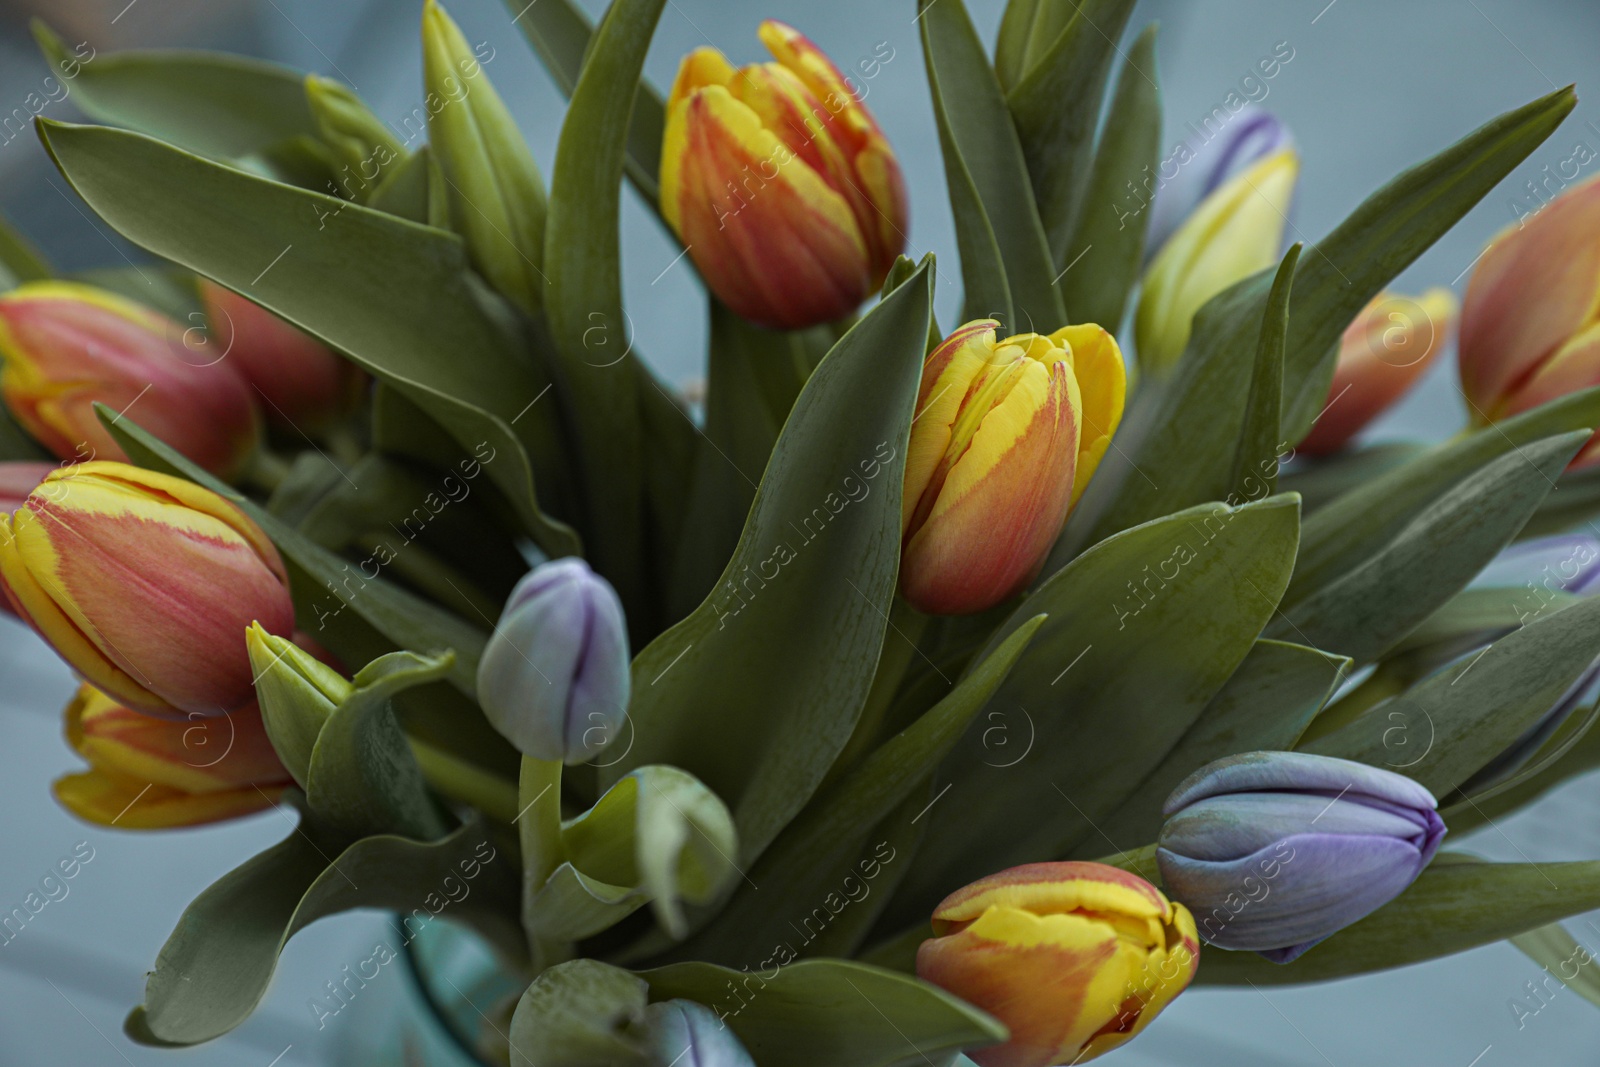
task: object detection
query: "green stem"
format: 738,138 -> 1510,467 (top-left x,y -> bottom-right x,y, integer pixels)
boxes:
408,737 -> 519,824
519,756 -> 571,971
241,446 -> 290,493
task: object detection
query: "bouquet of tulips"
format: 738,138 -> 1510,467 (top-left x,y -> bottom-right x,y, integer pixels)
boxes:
7,0 -> 1600,1063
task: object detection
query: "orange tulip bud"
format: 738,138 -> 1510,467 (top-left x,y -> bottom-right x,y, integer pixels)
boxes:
0,462 -> 294,718
917,862 -> 1199,1067
1460,175 -> 1600,464
54,684 -> 291,829
660,21 -> 908,329
1298,289 -> 1457,456
900,321 -> 1125,615
199,280 -> 365,431
0,281 -> 260,476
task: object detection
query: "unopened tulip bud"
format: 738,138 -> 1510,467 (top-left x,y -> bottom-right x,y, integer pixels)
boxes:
54,684 -> 291,829
661,21 -> 908,329
901,320 -> 1125,615
423,0 -> 547,315
1146,107 -> 1293,257
0,462 -> 294,718
305,74 -> 406,200
1157,751 -> 1444,963
198,281 -> 365,432
245,622 -> 352,787
917,861 -> 1199,1066
0,460 -> 53,618
636,1000 -> 755,1067
1460,174 -> 1600,463
0,281 -> 260,475
477,558 -> 631,764
1298,289 -> 1457,456
1136,147 -> 1299,373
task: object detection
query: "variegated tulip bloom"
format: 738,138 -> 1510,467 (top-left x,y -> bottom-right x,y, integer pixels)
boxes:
1136,147 -> 1299,373
0,462 -> 294,718
1298,288 -> 1458,455
917,862 -> 1200,1067
1460,173 -> 1600,463
54,685 -> 291,829
0,281 -> 259,475
660,21 -> 908,329
900,320 -> 1125,615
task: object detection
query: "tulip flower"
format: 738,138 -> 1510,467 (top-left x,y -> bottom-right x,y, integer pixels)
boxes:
900,320 -> 1125,615
636,999 -> 755,1067
0,462 -> 294,718
198,280 -> 365,432
1146,106 -> 1293,258
917,861 -> 1199,1067
1135,147 -> 1299,373
1298,288 -> 1458,456
53,684 -> 291,829
0,461 -> 53,617
476,558 -> 631,764
0,281 -> 260,476
1157,751 -> 1445,963
660,21 -> 908,330
1459,174 -> 1600,463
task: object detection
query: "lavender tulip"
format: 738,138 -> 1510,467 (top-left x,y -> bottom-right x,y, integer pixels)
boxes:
637,1000 -> 754,1067
477,558 -> 631,764
1145,106 -> 1294,258
1156,751 -> 1445,964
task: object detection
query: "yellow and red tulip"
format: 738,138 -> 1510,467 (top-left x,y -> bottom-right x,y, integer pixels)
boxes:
1459,174 -> 1600,463
900,320 -> 1125,615
0,462 -> 294,718
0,281 -> 260,476
198,280 -> 365,432
1298,288 -> 1457,456
1135,147 -> 1299,374
660,21 -> 908,330
917,861 -> 1200,1067
54,684 -> 291,829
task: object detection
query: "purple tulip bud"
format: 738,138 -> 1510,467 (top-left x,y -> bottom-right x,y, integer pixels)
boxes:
476,558 -> 631,764
1146,106 -> 1294,259
637,1000 -> 754,1067
1156,751 -> 1444,964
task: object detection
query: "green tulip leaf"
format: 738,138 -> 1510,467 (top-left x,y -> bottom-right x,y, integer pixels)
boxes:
1445,703 -> 1600,834
664,615 -> 1045,966
40,118 -> 579,559
128,816 -> 518,1046
1086,639 -> 1349,852
501,0 -> 664,212
1278,86 -> 1576,440
1520,464 -> 1600,542
1290,386 -> 1600,605
1280,443 -> 1431,515
306,650 -> 456,843
1196,857 -> 1600,986
602,259 -> 935,864
1304,594 -> 1600,797
508,959 -> 652,1067
32,20 -> 328,177
1512,923 -> 1600,1013
919,0 -> 1064,331
889,495 -> 1300,928
0,210 -> 52,288
668,301 -> 815,616
557,765 -> 739,940
528,862 -> 647,943
640,958 -> 1006,1067
1392,585 -> 1578,655
1268,430 -> 1585,663
542,0 -> 667,624
1056,23 -> 1160,329
1003,0 -> 1137,261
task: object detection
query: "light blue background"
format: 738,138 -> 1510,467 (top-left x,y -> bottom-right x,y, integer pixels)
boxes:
1,0 -> 1598,1063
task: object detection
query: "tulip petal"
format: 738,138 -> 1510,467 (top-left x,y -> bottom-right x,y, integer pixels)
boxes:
1052,324 -> 1126,506
1158,830 -> 1429,954
1459,175 -> 1600,413
1158,791 -> 1435,860
53,770 -> 280,829
931,860 -> 1172,929
662,85 -> 870,329
1163,750 -> 1438,816
902,359 -> 1080,614
902,321 -> 1001,534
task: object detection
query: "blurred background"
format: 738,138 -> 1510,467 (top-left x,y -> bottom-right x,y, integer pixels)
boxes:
1,0 -> 1599,1062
